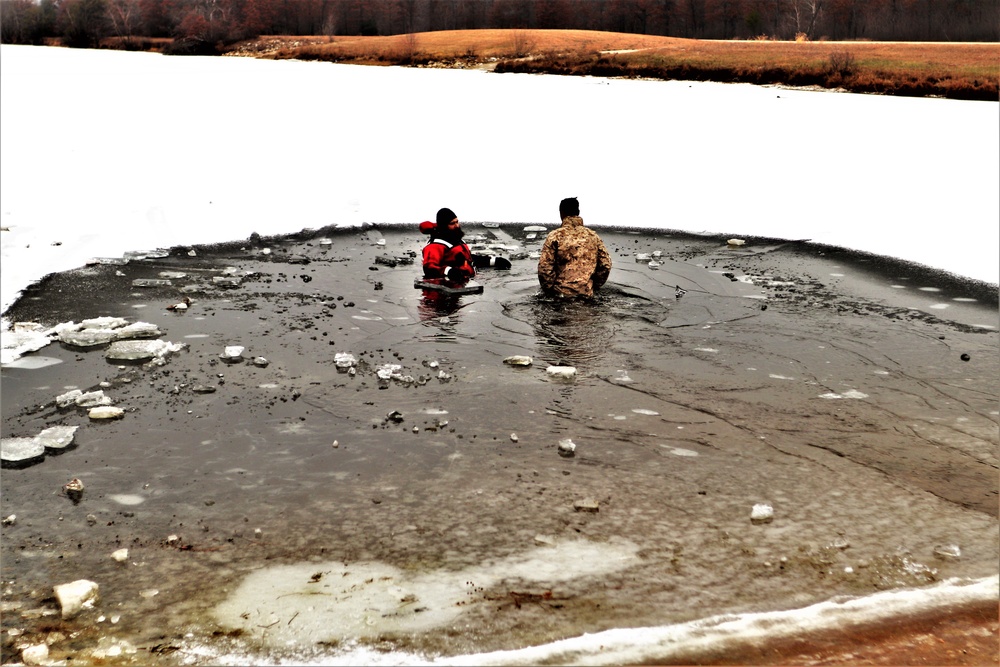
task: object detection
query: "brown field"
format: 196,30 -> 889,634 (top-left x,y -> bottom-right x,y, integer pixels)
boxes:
216,29 -> 999,100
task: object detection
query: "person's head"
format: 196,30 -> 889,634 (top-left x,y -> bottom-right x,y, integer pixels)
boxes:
436,208 -> 462,238
436,207 -> 459,230
559,197 -> 580,219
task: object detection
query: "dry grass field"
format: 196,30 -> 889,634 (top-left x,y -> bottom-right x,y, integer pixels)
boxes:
219,29 -> 999,100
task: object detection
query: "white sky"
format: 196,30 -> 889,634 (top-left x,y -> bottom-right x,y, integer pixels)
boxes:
2,44 -> 998,317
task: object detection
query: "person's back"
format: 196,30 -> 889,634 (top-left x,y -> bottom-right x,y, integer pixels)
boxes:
538,198 -> 612,298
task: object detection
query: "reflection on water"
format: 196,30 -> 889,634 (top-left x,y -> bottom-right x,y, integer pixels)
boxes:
417,289 -> 469,341
518,288 -> 669,370
418,289 -> 463,320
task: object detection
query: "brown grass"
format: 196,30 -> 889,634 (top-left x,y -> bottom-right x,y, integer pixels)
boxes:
238,30 -> 681,62
223,29 -> 998,100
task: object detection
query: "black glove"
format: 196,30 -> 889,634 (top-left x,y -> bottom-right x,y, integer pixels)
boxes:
472,254 -> 512,270
445,265 -> 472,282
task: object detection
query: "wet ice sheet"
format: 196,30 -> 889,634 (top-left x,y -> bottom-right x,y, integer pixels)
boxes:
214,539 -> 640,645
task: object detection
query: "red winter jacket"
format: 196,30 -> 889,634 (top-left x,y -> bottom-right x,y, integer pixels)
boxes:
420,221 -> 476,282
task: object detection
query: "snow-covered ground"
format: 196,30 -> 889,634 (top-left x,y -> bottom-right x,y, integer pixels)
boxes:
1,43 -> 997,323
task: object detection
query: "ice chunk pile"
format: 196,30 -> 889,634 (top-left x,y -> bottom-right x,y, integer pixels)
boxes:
2,314 -> 179,365
1,425 -> 80,469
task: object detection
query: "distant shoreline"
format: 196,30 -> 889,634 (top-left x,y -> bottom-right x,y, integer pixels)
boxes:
43,29 -> 1000,101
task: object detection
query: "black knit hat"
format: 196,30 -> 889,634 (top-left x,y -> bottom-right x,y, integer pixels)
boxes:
559,198 -> 579,218
436,208 -> 457,225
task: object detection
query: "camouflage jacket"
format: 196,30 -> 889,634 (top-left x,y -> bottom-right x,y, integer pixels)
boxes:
537,216 -> 612,298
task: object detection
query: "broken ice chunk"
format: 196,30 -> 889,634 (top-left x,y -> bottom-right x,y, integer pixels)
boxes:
107,340 -> 181,361
546,366 -> 576,379
377,364 -> 402,380
1,437 -> 46,468
59,329 -> 118,348
334,352 -> 357,370
74,390 -> 113,408
558,438 -> 576,457
36,425 -> 80,452
56,389 -> 84,407
750,503 -> 774,525
220,346 -> 245,362
89,406 -> 125,420
114,322 -> 162,340
81,317 -> 128,330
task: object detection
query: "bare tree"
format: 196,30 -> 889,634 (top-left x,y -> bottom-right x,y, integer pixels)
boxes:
510,28 -> 534,56
399,30 -> 418,60
107,0 -> 142,45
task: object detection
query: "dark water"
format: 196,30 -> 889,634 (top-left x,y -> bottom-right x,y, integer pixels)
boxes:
1,224 -> 996,665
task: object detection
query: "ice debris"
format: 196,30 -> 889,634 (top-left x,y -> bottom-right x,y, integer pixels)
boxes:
20,644 -> 48,666
933,544 -> 962,561
220,346 -> 245,362
35,425 -> 79,451
376,364 -> 403,380
1,321 -> 54,364
1,426 -> 80,468
54,579 -> 99,619
56,389 -> 112,408
818,389 -> 869,399
1,438 -> 46,468
503,355 -> 533,366
52,318 -> 164,349
334,352 -> 357,370
115,322 -> 162,338
82,316 -> 128,329
573,499 -> 600,512
59,328 -> 118,348
89,406 -> 125,420
751,503 -> 774,525
546,365 -> 577,379
558,438 -> 576,457
106,340 -> 183,361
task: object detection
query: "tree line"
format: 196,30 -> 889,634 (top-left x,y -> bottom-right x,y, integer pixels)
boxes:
2,0 -> 997,50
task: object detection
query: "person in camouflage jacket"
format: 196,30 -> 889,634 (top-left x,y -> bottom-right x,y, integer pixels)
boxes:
537,198 -> 612,298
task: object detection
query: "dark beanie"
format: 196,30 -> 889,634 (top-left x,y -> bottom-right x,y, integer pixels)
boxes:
436,208 -> 457,225
559,198 -> 579,218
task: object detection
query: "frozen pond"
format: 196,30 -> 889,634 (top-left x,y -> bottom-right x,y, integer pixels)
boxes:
1,224 -> 997,665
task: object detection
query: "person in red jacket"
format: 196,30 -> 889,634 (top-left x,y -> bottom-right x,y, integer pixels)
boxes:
420,207 -> 511,284
421,208 -> 476,283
